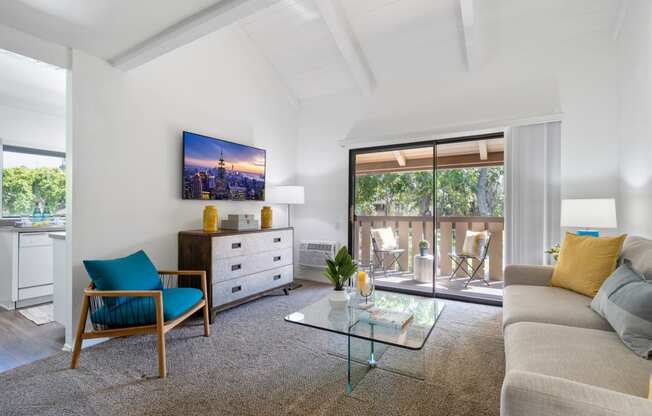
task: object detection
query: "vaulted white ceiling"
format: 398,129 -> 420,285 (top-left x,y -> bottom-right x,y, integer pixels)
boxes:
0,0 -> 222,60
0,0 -> 626,105
0,48 -> 66,116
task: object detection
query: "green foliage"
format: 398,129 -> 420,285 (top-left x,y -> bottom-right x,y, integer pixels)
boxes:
545,244 -> 560,262
2,167 -> 65,216
322,246 -> 358,290
355,166 -> 504,217
418,239 -> 430,249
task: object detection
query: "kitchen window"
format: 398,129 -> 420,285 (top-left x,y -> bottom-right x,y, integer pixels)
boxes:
2,145 -> 66,217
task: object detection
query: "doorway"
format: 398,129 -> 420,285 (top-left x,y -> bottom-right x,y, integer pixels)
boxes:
348,133 -> 505,304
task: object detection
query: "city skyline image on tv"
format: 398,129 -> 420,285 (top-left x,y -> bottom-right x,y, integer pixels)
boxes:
182,131 -> 266,201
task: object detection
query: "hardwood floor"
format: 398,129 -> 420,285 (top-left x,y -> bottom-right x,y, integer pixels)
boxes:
0,306 -> 64,373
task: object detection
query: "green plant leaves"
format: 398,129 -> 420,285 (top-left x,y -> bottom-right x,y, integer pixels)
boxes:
322,246 -> 358,290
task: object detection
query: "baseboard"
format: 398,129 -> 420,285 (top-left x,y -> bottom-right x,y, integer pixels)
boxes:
62,337 -> 110,352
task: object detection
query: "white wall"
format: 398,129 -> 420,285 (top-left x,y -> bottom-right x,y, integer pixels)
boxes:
617,0 -> 652,237
0,104 -> 65,151
70,26 -> 298,328
293,91 -> 363,281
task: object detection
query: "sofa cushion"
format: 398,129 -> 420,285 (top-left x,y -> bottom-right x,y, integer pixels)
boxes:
591,263 -> 652,358
550,233 -> 626,297
503,285 -> 612,331
90,288 -> 203,327
621,236 -> 652,280
501,371 -> 652,416
504,322 -> 652,398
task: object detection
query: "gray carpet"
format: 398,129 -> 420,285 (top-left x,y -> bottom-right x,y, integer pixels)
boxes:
0,281 -> 504,416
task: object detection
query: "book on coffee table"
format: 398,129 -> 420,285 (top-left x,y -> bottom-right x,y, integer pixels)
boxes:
358,308 -> 414,329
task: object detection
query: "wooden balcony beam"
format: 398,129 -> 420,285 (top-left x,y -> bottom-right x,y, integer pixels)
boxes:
355,151 -> 503,174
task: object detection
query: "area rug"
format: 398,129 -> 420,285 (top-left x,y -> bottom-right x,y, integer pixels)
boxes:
18,303 -> 54,325
0,281 -> 504,416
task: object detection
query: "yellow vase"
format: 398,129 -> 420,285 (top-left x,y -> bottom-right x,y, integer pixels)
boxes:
261,206 -> 273,229
203,205 -> 218,232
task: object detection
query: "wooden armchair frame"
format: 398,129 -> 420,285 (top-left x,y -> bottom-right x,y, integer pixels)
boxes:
70,270 -> 209,378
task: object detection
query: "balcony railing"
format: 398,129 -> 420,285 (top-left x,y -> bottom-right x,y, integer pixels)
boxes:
353,215 -> 504,281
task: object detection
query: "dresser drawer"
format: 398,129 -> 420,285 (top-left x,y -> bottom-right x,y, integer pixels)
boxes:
213,265 -> 293,306
212,247 -> 292,283
212,229 -> 292,260
247,229 -> 293,253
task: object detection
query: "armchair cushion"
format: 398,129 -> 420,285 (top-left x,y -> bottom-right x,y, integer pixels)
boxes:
83,250 -> 162,306
90,288 -> 203,327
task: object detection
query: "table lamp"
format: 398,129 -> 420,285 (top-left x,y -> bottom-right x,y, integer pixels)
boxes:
560,198 -> 617,237
266,186 -> 305,227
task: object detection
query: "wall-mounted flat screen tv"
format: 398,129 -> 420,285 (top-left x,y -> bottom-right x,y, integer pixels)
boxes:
182,131 -> 266,201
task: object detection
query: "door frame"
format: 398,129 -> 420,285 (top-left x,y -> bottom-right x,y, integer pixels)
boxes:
347,132 -> 504,305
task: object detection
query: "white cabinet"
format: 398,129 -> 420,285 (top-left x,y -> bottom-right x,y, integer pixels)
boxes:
18,233 -> 54,290
0,230 -> 57,310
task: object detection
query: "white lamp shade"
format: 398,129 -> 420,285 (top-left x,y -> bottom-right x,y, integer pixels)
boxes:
266,186 -> 305,205
560,198 -> 617,229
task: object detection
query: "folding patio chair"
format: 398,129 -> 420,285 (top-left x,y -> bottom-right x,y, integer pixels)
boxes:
449,231 -> 492,287
371,227 -> 405,276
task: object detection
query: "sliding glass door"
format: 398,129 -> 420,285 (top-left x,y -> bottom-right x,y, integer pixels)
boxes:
348,133 -> 506,304
433,138 -> 505,303
349,142 -> 436,296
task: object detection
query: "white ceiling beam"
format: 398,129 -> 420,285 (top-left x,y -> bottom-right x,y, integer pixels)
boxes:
459,0 -> 476,71
478,140 -> 488,160
314,0 -> 376,96
109,0 -> 277,71
392,150 -> 406,166
612,0 -> 628,41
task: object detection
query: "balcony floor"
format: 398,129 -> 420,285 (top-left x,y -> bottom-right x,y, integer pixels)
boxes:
371,270 -> 503,303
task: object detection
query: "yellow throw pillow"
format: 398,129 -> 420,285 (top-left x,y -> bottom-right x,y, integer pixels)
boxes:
550,232 -> 626,297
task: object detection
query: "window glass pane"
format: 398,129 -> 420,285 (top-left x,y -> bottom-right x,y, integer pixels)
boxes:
2,150 -> 66,217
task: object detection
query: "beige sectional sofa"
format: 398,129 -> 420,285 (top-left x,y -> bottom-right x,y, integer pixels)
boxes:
501,237 -> 652,416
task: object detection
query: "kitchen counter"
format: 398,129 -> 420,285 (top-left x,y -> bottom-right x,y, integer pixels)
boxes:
48,232 -> 66,240
0,226 -> 65,233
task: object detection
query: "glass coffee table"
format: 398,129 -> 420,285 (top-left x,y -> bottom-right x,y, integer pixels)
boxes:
285,290 -> 444,394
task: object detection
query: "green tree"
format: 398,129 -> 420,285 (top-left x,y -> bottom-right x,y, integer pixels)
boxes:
2,167 -> 65,216
355,166 -> 503,217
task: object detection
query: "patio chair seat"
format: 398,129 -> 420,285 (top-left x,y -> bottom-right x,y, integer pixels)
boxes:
371,227 -> 406,275
449,231 -> 493,287
90,287 -> 203,327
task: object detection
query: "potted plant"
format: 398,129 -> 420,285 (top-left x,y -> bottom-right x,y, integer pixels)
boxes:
418,239 -> 430,256
323,246 -> 358,307
545,244 -> 560,262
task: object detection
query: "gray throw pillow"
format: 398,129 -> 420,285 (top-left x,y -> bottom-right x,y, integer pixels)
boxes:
591,262 -> 652,358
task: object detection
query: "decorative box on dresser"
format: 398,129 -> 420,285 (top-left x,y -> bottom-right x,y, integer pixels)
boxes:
178,227 -> 293,322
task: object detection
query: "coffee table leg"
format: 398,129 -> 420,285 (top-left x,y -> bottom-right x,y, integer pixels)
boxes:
368,325 -> 377,367
346,334 -> 353,394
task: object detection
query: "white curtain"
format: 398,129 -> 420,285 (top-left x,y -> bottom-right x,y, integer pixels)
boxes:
505,121 -> 561,265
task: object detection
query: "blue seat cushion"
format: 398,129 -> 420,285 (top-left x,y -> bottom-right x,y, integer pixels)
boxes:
83,250 -> 163,306
90,288 -> 204,327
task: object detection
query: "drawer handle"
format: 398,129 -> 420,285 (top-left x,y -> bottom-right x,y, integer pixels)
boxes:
231,264 -> 242,271
273,274 -> 281,281
231,285 -> 242,293
273,237 -> 281,243
232,242 -> 242,249
273,256 -> 281,262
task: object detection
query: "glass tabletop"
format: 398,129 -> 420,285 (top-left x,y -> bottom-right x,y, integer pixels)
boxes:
285,290 -> 444,350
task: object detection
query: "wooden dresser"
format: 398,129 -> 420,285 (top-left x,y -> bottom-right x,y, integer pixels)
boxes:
178,227 -> 293,321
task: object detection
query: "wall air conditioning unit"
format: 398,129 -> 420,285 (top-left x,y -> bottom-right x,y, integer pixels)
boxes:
299,240 -> 338,269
